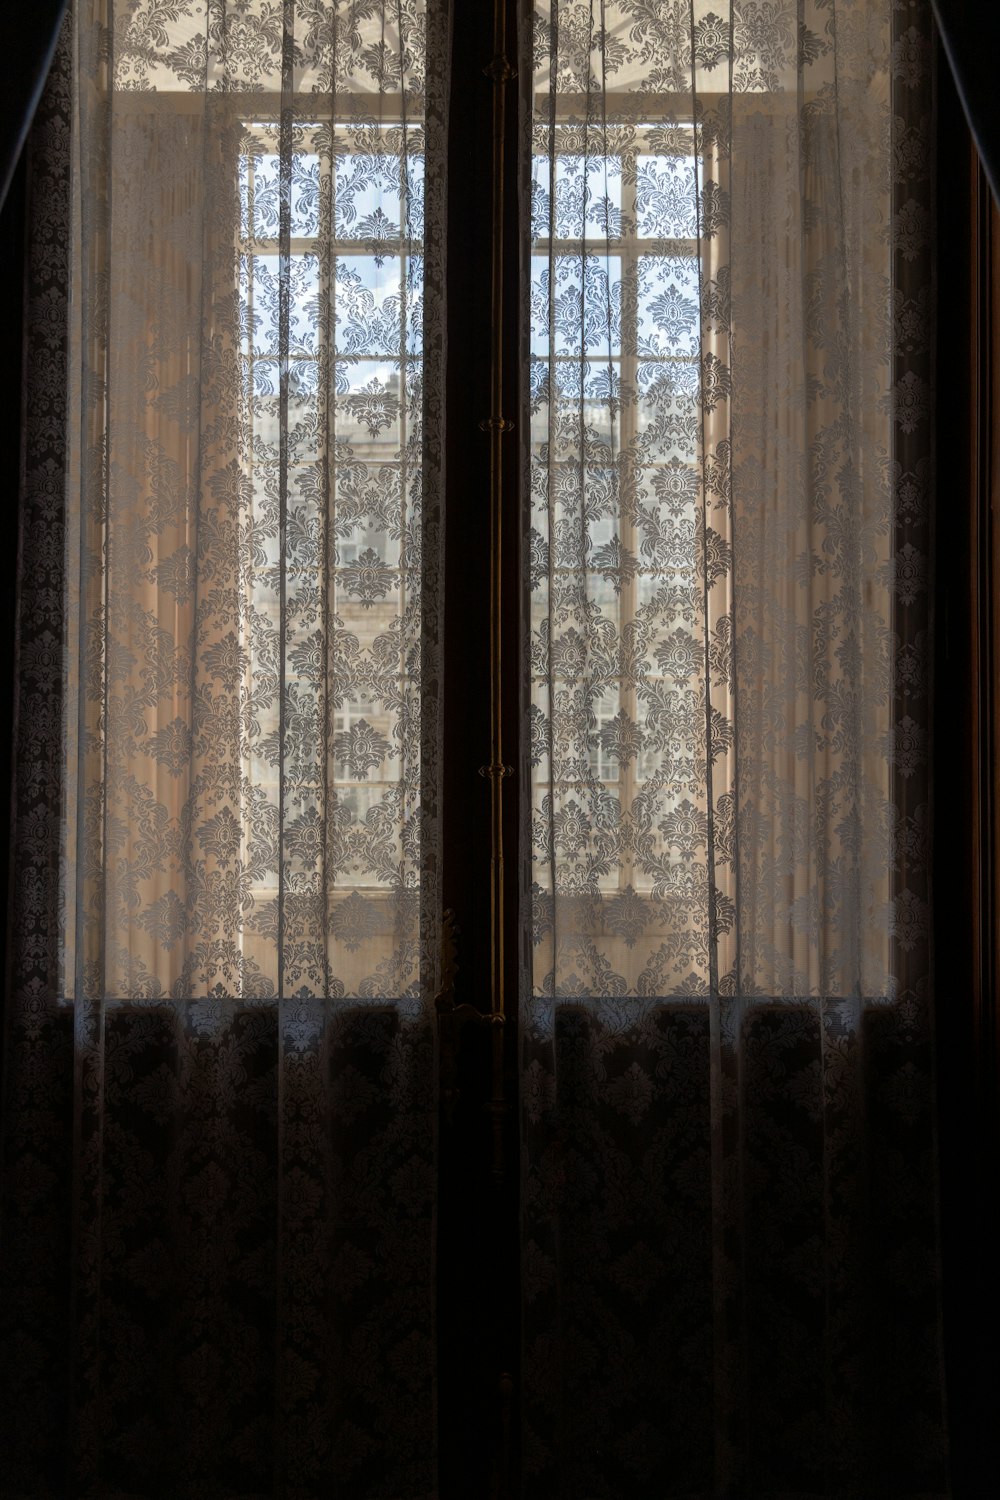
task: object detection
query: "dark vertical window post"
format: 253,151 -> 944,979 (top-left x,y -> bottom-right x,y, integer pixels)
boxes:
437,2 -> 522,1496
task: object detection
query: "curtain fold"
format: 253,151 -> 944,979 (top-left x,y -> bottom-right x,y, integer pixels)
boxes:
0,1 -> 949,1495
2,3 -> 446,1496
520,2 -> 944,1494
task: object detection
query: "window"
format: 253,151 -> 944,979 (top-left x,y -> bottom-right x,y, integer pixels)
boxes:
2,7 -> 945,1500
233,116 -> 424,991
528,105 -> 733,989
58,10 -> 432,1003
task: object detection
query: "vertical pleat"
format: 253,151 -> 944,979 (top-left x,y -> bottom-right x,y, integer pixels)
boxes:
3,3 -> 445,1495
521,4 -> 945,1495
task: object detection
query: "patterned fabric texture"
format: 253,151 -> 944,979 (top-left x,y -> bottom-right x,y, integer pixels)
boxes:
1,3 -> 447,1496
0,2 -> 947,1498
520,1 -> 945,1494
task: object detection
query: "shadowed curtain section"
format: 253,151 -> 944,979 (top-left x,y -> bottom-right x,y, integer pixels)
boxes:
0,3 -> 449,1496
520,2 -> 945,1495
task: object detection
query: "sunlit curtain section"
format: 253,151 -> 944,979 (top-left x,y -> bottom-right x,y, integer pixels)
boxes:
65,2 -> 432,1003
521,2 -> 944,1494
2,3 -> 446,1495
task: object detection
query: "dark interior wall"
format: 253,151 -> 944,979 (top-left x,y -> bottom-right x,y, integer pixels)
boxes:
932,37 -> 1000,1499
0,3 -> 69,212
931,0 -> 1000,208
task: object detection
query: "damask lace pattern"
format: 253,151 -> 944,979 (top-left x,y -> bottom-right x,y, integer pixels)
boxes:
65,0 -> 436,1005
0,19 -> 76,1493
526,0 -> 907,1002
1,4 -> 447,1496
519,3 -> 945,1494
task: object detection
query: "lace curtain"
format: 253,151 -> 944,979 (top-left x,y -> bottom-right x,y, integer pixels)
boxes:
0,1 -> 949,1496
521,1 -> 945,1493
2,2 -> 445,1495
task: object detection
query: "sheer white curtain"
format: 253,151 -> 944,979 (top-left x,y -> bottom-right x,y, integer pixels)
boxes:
3,2 -> 446,1494
66,0 -> 436,1006
521,1 -> 944,1493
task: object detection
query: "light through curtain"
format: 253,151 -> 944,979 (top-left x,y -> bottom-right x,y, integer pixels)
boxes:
3,2 -> 445,1495
521,1 -> 944,1494
65,0 -> 432,1006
